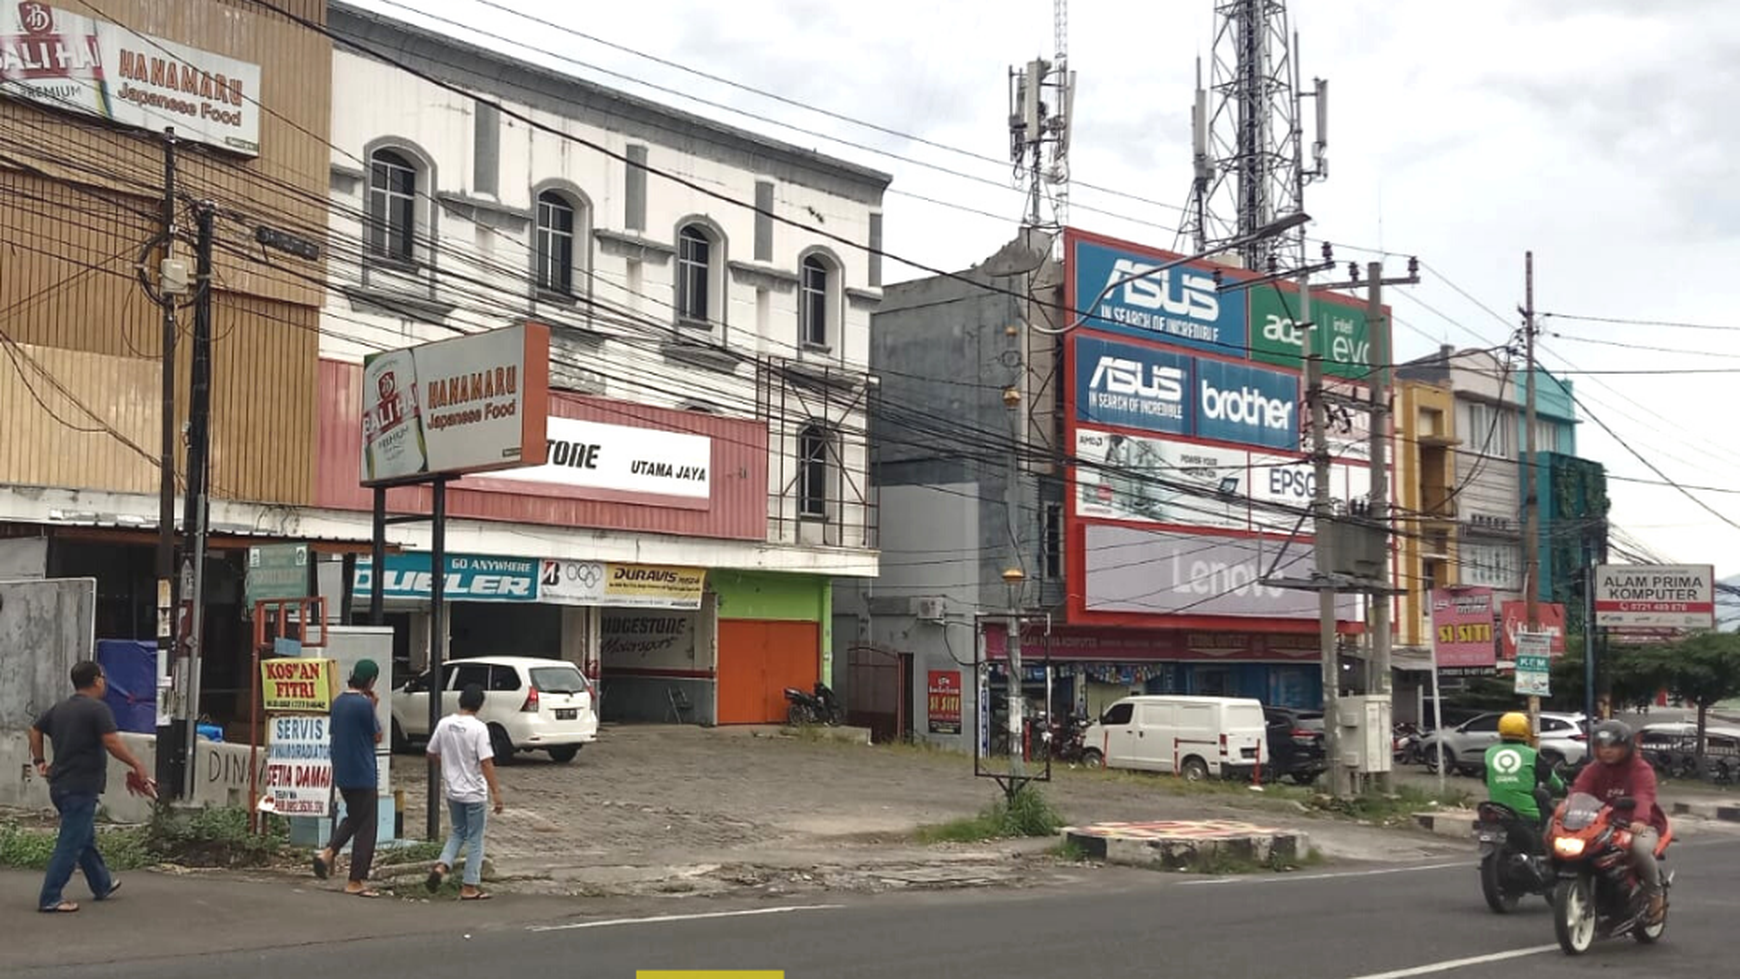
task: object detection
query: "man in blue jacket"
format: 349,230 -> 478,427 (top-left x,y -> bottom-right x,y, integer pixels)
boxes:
312,659 -> 383,897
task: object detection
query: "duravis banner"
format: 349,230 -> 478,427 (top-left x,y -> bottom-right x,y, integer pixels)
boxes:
1074,335 -> 1191,435
1071,237 -> 1247,355
537,559 -> 706,610
1194,358 -> 1300,451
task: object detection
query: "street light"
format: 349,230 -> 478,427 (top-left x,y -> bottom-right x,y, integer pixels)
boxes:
1046,210 -> 1312,336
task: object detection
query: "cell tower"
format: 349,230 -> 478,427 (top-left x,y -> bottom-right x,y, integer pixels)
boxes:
1181,0 -> 1327,271
1008,0 -> 1075,236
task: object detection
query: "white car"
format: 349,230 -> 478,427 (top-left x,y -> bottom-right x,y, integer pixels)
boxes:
391,656 -> 599,763
1419,710 -> 1588,776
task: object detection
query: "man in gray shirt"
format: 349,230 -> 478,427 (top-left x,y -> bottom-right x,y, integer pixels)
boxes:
29,660 -> 151,913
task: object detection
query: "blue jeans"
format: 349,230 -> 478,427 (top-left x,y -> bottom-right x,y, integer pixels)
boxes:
39,791 -> 113,909
438,799 -> 488,886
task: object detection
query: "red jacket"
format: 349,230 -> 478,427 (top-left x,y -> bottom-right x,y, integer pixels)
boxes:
1570,752 -> 1667,834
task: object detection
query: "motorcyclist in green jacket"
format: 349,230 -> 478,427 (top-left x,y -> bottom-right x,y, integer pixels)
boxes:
1484,711 -> 1566,832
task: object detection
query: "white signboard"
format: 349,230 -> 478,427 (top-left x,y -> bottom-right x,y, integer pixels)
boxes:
1514,632 -> 1552,697
482,415 -> 712,507
361,323 -> 549,484
538,559 -> 706,610
1595,563 -> 1715,629
263,715 -> 332,817
0,3 -> 262,156
1075,428 -> 1247,529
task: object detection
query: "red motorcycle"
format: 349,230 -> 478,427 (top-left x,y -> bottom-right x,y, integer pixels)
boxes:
1545,791 -> 1674,955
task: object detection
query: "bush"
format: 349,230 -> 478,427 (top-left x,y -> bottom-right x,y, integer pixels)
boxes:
0,820 -> 155,871
144,806 -> 287,869
917,784 -> 1065,843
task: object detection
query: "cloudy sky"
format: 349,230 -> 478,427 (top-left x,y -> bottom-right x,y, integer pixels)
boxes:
348,0 -> 1740,574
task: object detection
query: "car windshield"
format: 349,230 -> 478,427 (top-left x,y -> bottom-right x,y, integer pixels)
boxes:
530,666 -> 589,694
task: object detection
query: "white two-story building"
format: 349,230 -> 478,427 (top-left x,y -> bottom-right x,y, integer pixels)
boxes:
308,2 -> 889,725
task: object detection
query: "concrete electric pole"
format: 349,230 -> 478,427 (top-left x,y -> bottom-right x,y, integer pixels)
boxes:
1522,251 -> 1542,744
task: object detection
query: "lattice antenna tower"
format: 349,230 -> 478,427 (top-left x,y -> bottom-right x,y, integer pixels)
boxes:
1007,0 -> 1075,240
1182,0 -> 1327,271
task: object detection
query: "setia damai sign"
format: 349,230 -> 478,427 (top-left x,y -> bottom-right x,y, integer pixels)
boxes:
1,3 -> 263,156
360,323 -> 551,485
1594,564 -> 1715,630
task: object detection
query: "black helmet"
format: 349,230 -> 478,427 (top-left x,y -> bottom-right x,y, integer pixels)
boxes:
1592,719 -> 1634,761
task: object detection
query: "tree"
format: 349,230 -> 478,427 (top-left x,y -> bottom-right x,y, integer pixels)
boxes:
1640,632 -> 1740,773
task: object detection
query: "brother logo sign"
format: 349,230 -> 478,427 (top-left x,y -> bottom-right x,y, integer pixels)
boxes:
1195,359 -> 1299,451
1075,335 -> 1191,436
1072,238 -> 1247,354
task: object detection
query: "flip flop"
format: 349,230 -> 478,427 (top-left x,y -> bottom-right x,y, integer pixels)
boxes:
38,901 -> 78,913
460,891 -> 492,901
425,868 -> 445,894
346,888 -> 383,898
95,881 -> 121,901
312,854 -> 331,880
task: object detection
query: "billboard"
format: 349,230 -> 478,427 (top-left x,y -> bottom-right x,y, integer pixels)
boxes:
0,3 -> 262,156
1430,587 -> 1497,669
1248,283 -> 1390,381
1074,428 -> 1247,529
1074,334 -> 1192,435
1595,564 -> 1715,628
476,414 -> 712,509
352,553 -> 540,603
1500,601 -> 1567,658
1246,454 -> 1369,536
1069,234 -> 1247,355
1081,523 -> 1361,620
536,560 -> 706,610
1194,357 -> 1300,452
360,322 -> 551,485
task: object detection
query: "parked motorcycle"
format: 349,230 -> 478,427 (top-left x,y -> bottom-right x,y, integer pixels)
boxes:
1546,792 -> 1674,955
1393,722 -> 1423,766
784,682 -> 844,727
1475,799 -> 1554,913
1043,713 -> 1090,765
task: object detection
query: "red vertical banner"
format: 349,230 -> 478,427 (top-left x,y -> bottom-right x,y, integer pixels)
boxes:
1430,587 -> 1497,670
927,670 -> 962,735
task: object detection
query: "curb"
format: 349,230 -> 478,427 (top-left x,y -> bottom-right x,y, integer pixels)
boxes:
1062,821 -> 1310,872
1671,801 -> 1740,824
1413,810 -> 1478,839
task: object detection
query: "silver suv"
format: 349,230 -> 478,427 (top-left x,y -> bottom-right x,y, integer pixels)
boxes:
1419,710 -> 1588,776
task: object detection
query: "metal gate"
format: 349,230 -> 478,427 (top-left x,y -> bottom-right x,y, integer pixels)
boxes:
845,645 -> 909,743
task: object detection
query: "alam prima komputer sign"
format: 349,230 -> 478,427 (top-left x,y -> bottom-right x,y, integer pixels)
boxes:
1064,227 -> 1383,625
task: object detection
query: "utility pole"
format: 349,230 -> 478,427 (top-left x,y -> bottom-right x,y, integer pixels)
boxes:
1002,339 -> 1027,788
1301,262 -> 1346,798
1522,251 -> 1541,744
180,202 -> 216,801
150,127 -> 186,800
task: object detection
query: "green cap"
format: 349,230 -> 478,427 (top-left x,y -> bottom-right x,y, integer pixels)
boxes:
350,658 -> 380,685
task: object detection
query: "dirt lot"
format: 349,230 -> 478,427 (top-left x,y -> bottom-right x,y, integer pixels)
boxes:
384,725 -> 1471,886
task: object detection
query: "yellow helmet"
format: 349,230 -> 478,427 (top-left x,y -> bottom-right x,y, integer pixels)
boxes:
1498,712 -> 1531,741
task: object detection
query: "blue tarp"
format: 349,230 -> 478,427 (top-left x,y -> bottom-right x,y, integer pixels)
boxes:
96,639 -> 157,734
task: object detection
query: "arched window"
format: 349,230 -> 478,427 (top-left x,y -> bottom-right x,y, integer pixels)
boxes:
367,149 -> 417,262
798,424 -> 831,518
800,255 -> 830,347
536,191 -> 577,295
676,223 -> 714,323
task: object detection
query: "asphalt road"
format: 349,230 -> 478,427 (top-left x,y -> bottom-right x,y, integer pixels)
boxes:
14,837 -> 1740,979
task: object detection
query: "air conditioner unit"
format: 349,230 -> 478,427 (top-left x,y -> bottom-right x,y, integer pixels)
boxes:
912,597 -> 946,623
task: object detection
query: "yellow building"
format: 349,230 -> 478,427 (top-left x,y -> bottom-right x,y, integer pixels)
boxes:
1393,380 -> 1460,714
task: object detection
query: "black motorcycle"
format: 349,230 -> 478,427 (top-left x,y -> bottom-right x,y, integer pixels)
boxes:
784,682 -> 844,726
1476,799 -> 1555,913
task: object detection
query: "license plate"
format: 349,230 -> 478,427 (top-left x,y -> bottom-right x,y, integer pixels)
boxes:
555,709 -> 577,720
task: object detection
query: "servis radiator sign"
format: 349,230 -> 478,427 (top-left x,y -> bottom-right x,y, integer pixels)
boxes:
360,323 -> 551,485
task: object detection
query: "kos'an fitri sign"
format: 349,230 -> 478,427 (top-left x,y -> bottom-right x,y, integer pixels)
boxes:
1594,564 -> 1716,629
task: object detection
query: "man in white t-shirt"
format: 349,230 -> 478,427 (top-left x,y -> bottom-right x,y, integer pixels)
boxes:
424,683 -> 504,900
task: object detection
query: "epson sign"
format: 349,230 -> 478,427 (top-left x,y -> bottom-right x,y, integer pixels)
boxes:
1075,335 -> 1191,435
1071,237 -> 1247,354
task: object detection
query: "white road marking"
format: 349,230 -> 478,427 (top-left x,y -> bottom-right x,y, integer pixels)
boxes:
1340,945 -> 1557,979
527,904 -> 844,932
1179,861 -> 1468,885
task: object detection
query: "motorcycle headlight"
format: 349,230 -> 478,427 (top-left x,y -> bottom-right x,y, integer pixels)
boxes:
1553,837 -> 1586,857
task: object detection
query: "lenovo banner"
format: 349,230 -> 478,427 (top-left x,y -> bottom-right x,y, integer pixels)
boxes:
1069,235 -> 1247,355
1500,601 -> 1567,658
1081,524 -> 1361,621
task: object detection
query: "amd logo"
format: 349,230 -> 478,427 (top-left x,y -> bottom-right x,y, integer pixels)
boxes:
1088,356 -> 1184,402
1105,259 -> 1219,322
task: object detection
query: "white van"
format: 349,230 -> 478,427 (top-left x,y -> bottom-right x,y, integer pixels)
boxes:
1080,695 -> 1267,780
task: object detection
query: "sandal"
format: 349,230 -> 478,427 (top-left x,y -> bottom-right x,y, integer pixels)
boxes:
460,890 -> 492,901
95,881 -> 121,901
425,866 -> 446,894
312,853 -> 331,880
38,901 -> 78,913
346,888 -> 383,898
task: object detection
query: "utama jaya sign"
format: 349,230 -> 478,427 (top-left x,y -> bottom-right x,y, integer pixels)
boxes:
0,3 -> 263,155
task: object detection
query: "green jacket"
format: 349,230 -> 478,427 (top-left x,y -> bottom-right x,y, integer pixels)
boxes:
1484,740 -> 1564,820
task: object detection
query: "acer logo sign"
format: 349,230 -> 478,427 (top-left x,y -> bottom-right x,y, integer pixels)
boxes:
1261,314 -> 1304,348
1089,356 -> 1184,402
1104,259 -> 1219,322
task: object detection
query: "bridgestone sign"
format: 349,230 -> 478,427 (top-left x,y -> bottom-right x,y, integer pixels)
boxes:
1594,563 -> 1715,629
